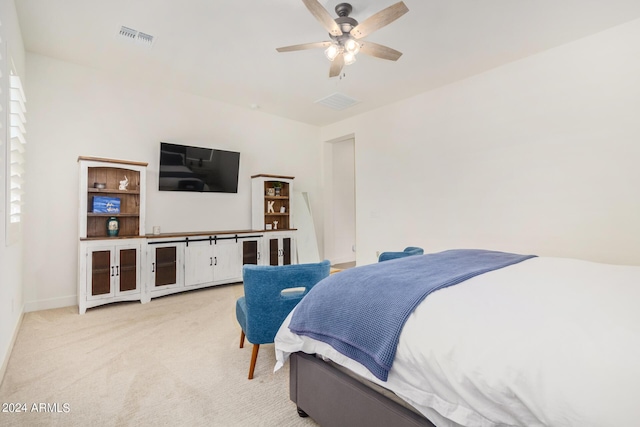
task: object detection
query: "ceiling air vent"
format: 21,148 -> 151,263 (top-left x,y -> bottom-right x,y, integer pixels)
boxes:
116,25 -> 155,47
118,26 -> 137,40
136,32 -> 154,46
314,92 -> 360,111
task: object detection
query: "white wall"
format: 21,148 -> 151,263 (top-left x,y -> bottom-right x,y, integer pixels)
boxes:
0,0 -> 26,382
322,18 -> 640,266
23,53 -> 323,311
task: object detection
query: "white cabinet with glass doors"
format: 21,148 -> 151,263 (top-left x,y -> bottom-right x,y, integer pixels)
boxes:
79,240 -> 143,314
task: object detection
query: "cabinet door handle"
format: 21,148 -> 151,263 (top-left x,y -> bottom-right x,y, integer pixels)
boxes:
210,257 -> 213,266
111,266 -> 115,277
151,262 -> 155,273
116,266 -> 120,276
214,256 -> 218,266
257,252 -> 260,260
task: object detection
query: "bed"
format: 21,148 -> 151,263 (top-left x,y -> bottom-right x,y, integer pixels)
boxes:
274,249 -> 640,427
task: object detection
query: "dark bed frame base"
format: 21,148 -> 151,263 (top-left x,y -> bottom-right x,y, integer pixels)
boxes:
290,352 -> 436,427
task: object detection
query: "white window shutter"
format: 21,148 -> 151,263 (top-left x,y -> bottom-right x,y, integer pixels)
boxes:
8,74 -> 26,227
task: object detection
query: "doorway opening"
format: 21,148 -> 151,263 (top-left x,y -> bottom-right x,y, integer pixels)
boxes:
323,135 -> 356,268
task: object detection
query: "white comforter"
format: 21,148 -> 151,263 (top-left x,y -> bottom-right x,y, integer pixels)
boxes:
274,256 -> 640,427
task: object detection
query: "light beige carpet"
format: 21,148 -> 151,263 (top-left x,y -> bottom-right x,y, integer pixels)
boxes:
0,284 -> 318,427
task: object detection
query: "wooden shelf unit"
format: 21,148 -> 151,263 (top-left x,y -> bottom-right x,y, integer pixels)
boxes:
79,157 -> 147,239
251,174 -> 294,231
78,157 -> 148,314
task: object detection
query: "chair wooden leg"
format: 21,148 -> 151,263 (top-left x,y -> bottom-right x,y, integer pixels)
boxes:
239,330 -> 245,349
248,344 -> 260,380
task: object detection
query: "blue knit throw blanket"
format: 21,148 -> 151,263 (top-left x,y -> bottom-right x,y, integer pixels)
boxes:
289,249 -> 536,381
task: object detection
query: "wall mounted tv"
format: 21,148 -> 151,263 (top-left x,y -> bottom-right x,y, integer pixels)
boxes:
159,142 -> 240,193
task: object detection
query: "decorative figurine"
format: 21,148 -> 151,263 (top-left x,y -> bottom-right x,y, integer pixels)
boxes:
280,206 -> 286,213
267,200 -> 275,213
273,220 -> 278,230
119,175 -> 129,190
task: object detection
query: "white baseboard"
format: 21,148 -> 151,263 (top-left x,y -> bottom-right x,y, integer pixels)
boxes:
24,295 -> 76,313
0,308 -> 24,388
330,255 -> 356,265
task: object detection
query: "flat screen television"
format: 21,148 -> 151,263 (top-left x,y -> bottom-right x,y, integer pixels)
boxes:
159,142 -> 240,193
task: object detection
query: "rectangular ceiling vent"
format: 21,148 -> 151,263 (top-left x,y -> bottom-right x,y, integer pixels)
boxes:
136,32 -> 154,46
116,25 -> 155,47
118,26 -> 137,40
314,92 -> 360,111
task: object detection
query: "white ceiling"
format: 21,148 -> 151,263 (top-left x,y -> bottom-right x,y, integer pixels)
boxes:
15,0 -> 640,126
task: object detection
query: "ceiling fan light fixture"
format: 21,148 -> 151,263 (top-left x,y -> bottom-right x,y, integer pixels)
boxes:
344,37 -> 360,55
343,51 -> 357,65
276,1 -> 408,77
325,43 -> 341,61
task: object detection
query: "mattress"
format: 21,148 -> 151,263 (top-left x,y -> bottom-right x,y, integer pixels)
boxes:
275,256 -> 640,427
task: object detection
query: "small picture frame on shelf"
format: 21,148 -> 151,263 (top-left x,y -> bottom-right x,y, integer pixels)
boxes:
265,224 -> 273,230
93,196 -> 121,213
266,188 -> 275,196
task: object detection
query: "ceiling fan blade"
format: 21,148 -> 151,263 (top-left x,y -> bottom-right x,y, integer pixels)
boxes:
350,1 -> 409,39
329,55 -> 345,78
276,41 -> 332,53
359,41 -> 403,61
302,0 -> 342,37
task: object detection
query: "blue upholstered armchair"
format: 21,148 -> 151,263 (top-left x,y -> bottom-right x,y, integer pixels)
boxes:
236,260 -> 331,379
378,246 -> 424,262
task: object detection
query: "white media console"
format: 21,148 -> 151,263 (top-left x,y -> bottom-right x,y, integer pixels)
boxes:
77,157 -> 297,314
78,230 -> 296,314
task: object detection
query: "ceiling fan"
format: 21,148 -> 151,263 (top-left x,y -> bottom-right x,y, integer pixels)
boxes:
276,0 -> 409,78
